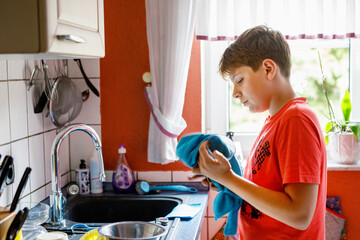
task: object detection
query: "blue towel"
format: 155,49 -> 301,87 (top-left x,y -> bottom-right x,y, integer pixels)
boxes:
176,133 -> 243,236
166,203 -> 202,219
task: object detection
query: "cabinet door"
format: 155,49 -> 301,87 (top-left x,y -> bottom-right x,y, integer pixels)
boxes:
41,0 -> 105,58
58,0 -> 98,31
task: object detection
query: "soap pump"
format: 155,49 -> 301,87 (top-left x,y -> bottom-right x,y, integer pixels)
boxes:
76,159 -> 90,194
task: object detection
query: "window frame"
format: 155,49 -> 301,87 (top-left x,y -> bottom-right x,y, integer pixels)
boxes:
202,39 -> 360,157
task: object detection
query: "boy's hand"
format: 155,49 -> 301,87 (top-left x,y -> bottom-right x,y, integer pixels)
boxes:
196,140 -> 232,185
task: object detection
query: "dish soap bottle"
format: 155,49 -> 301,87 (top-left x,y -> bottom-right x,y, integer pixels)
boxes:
90,150 -> 103,194
112,144 -> 135,193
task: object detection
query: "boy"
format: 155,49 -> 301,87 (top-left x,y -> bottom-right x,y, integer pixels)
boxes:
193,25 -> 327,239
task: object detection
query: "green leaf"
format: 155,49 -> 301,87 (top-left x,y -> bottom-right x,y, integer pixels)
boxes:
348,122 -> 360,140
325,121 -> 333,133
341,90 -> 351,122
324,121 -> 334,145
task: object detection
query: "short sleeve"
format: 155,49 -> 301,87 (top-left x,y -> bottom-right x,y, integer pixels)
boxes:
276,116 -> 323,185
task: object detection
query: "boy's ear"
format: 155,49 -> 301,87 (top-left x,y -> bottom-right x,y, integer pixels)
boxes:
262,59 -> 276,80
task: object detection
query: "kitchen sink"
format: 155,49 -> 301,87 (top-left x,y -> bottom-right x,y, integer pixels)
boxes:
62,195 -> 185,224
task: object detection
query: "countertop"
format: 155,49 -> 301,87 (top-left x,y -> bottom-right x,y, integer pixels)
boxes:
23,182 -> 208,240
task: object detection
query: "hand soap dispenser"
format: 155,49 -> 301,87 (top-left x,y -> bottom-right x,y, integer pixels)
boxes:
76,159 -> 90,194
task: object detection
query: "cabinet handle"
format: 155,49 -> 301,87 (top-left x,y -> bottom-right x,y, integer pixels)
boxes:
57,35 -> 86,43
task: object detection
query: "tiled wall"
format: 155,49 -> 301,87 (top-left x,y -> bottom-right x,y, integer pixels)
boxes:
0,58 -> 101,207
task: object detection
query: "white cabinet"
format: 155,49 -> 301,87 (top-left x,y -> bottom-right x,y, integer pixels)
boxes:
0,0 -> 105,59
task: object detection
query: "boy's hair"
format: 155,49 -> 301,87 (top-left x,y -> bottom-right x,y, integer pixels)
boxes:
219,25 -> 291,79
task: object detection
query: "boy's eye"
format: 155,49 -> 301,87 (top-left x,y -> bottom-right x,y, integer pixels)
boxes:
237,78 -> 243,84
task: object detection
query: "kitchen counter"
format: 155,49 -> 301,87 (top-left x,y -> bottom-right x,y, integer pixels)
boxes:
23,182 -> 208,240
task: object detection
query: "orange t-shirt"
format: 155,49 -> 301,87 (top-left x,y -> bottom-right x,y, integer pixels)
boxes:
239,98 -> 327,240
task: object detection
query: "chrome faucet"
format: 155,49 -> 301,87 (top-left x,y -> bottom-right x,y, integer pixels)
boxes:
49,124 -> 106,225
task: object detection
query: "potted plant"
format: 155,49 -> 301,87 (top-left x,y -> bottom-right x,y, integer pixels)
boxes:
320,52 -> 360,164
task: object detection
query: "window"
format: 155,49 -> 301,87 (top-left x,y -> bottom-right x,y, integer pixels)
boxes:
202,39 -> 360,157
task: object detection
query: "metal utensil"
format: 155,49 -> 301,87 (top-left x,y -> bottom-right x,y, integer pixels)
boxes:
33,60 -> 55,114
0,156 -> 14,199
74,59 -> 100,97
10,167 -> 31,212
49,76 -> 83,127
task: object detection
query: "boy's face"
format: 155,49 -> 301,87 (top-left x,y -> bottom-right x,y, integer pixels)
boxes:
230,65 -> 271,113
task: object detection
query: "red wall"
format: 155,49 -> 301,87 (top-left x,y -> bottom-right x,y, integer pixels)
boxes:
99,0 -> 201,171
327,171 -> 360,239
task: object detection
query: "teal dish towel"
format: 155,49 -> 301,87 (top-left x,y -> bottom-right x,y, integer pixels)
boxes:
176,133 -> 243,236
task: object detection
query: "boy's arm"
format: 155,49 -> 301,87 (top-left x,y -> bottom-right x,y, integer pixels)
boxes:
194,141 -> 318,231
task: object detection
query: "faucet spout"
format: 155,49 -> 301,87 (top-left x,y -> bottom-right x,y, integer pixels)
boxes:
49,124 -> 106,225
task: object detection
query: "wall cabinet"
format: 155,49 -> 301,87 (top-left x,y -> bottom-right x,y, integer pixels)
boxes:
0,0 -> 105,59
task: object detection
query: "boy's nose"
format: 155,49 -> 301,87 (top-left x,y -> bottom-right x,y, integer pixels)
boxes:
232,89 -> 242,98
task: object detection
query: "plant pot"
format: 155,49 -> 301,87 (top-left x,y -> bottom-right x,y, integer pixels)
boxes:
327,132 -> 360,164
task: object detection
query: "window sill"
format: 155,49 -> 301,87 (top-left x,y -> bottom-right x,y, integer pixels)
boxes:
327,160 -> 360,171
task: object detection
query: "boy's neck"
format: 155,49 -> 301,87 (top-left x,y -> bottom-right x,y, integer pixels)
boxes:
268,77 -> 297,117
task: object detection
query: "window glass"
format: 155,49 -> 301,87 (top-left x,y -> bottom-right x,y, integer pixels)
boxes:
229,40 -> 350,133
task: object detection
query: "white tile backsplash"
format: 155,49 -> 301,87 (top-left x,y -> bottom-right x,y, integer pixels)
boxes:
69,125 -> 102,174
30,186 -> 46,203
7,60 -> 25,80
172,171 -> 202,182
11,139 -> 31,197
9,81 -> 28,140
29,134 -> 45,191
71,78 -> 101,125
0,144 -> 12,207
0,82 -> 10,145
68,59 -> 100,78
0,60 -> 7,81
137,171 -> 172,182
0,59 -> 101,207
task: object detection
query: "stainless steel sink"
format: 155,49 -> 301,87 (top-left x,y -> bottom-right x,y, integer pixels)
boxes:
62,195 -> 185,224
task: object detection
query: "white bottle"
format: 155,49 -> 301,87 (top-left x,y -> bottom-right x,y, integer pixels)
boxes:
76,160 -> 90,195
90,150 -> 103,194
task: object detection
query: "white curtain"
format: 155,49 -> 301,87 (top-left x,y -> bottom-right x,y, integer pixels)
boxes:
144,0 -> 197,164
196,0 -> 360,40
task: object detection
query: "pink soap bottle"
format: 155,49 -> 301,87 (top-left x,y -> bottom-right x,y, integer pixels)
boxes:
112,144 -> 135,193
